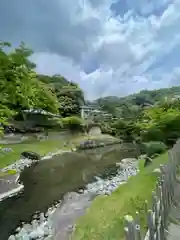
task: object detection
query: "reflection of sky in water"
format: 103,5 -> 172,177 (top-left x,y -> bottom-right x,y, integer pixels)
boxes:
0,143 -> 139,239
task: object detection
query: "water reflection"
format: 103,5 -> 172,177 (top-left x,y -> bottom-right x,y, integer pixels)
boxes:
0,143 -> 139,239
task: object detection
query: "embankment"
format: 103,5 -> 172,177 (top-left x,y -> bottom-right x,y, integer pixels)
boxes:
73,153 -> 169,240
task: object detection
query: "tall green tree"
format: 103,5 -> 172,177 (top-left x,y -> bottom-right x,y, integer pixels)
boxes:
38,74 -> 85,117
0,41 -> 59,115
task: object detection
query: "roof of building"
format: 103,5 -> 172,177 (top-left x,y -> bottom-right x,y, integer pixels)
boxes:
80,105 -> 100,109
22,109 -> 61,117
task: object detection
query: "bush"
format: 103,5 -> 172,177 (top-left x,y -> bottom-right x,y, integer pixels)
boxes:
62,116 -> 84,132
140,141 -> 167,157
140,127 -> 164,142
100,122 -> 115,135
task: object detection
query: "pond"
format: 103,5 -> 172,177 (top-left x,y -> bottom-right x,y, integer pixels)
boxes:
0,143 -> 140,240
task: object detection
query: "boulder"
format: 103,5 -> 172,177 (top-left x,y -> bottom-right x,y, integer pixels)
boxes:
78,140 -> 97,149
21,151 -> 41,160
121,158 -> 137,164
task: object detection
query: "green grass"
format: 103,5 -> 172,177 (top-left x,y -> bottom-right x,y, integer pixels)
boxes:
0,139 -> 68,169
73,153 -> 168,240
0,169 -> 17,177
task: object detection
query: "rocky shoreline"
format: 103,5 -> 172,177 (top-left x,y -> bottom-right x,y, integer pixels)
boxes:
7,158 -> 139,240
0,140 -> 124,202
2,149 -> 72,173
8,207 -> 57,240
84,158 -> 138,195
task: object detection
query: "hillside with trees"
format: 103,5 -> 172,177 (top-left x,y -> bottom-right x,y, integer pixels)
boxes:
2,40 -> 180,152
93,87 -> 180,119
0,41 -> 85,133
88,86 -> 180,157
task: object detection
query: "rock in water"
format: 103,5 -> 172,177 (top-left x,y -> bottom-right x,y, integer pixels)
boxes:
21,151 -> 41,160
8,235 -> 16,240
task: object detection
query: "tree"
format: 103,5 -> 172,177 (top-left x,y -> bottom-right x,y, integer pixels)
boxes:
138,105 -> 180,145
62,116 -> 84,132
38,74 -> 85,117
58,96 -> 80,117
0,41 -> 59,115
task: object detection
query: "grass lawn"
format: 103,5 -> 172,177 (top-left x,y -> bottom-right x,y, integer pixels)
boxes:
0,139 -> 68,169
73,152 -> 168,240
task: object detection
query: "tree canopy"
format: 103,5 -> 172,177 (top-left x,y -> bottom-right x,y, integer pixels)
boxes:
0,41 -> 85,132
93,86 -> 180,118
38,74 -> 85,117
90,85 -> 180,147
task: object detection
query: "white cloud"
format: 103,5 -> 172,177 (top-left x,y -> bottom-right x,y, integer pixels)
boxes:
1,0 -> 180,99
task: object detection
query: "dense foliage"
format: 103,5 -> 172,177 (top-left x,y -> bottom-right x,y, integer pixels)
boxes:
93,87 -> 180,119
0,42 -> 58,119
38,74 -> 85,117
62,116 -> 84,132
0,41 -> 85,132
2,41 -> 180,145
93,88 -> 180,153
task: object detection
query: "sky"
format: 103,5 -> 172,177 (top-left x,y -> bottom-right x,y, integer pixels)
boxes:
1,0 -> 180,99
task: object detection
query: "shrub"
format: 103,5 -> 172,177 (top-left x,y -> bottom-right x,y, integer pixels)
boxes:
62,116 -> 84,132
100,122 -> 114,135
140,127 -> 164,142
140,141 -> 167,157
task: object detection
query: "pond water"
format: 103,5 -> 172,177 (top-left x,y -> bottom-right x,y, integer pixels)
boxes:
0,143 -> 140,240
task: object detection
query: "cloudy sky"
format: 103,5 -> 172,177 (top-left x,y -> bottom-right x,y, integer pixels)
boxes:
1,0 -> 180,99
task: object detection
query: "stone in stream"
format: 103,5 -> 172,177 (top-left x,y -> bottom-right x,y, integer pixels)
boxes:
21,235 -> 30,240
23,223 -> 32,233
40,212 -> 45,224
44,225 -> 50,236
21,151 -> 41,160
31,219 -> 38,230
18,227 -> 28,238
8,236 -> 16,240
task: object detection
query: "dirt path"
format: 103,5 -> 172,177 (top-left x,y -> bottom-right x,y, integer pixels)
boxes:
51,192 -> 96,240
